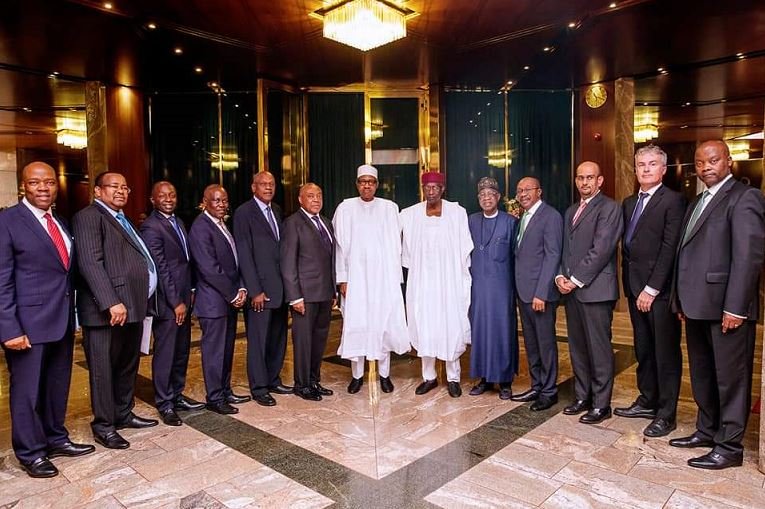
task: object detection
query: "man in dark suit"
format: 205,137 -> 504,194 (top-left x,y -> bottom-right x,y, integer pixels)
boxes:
189,184 -> 250,415
139,181 -> 204,426
0,162 -> 94,478
74,171 -> 159,450
234,171 -> 291,407
555,161 -> 623,424
512,177 -> 563,411
280,183 -> 336,401
615,145 -> 685,438
670,140 -> 765,470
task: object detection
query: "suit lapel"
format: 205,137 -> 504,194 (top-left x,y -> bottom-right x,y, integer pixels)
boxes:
204,213 -> 236,260
571,193 -> 600,232
632,186 -> 665,239
519,203 -> 544,249
253,200 -> 278,242
17,204 -> 65,268
682,179 -> 734,245
94,203 -> 144,255
154,210 -> 186,253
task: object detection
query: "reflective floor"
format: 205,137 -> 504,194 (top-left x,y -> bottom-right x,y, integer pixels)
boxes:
0,310 -> 762,508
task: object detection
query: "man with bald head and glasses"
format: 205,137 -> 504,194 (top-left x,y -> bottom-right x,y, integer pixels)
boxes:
74,171 -> 159,450
0,162 -> 95,478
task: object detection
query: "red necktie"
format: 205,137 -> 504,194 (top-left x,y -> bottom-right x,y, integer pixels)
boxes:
43,213 -> 70,269
572,200 -> 587,225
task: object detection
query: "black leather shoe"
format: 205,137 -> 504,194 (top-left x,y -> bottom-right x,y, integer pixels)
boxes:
347,377 -> 364,394
379,376 -> 394,393
563,399 -> 590,415
269,384 -> 294,395
448,381 -> 462,398
688,451 -> 742,470
160,409 -> 182,426
613,402 -> 657,419
207,401 -> 239,414
469,380 -> 492,396
669,434 -> 715,448
226,393 -> 251,405
20,457 -> 58,478
415,379 -> 438,395
643,417 -> 676,438
498,385 -> 512,400
530,394 -> 558,411
294,387 -> 322,401
312,383 -> 333,396
253,393 -> 277,406
174,395 -> 205,411
94,431 -> 130,449
48,441 -> 96,458
510,389 -> 539,402
579,407 -> 612,424
116,414 -> 159,430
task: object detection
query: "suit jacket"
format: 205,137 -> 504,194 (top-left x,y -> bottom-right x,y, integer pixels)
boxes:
233,198 -> 284,307
280,210 -> 336,303
560,192 -> 623,303
189,212 -> 242,318
0,203 -> 75,344
515,202 -> 563,304
671,177 -> 765,320
73,203 -> 152,326
621,185 -> 686,299
139,209 -> 194,320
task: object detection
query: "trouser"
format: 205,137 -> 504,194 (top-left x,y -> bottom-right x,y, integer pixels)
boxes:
151,316 -> 192,411
518,300 -> 559,397
350,354 -> 391,379
421,356 -> 461,382
291,300 -> 332,389
199,310 -> 238,404
245,304 -> 288,396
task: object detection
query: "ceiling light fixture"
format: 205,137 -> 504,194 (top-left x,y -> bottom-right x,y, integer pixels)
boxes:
194,67 -> 203,73
174,47 -> 183,54
523,65 -> 530,70
543,46 -> 552,52
311,0 -> 418,52
568,21 -> 577,28
147,22 -> 157,30
609,2 -> 617,8
103,2 -> 113,9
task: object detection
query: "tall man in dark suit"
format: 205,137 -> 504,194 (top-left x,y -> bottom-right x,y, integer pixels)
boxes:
234,171 -> 291,407
281,183 -> 336,401
670,140 -> 765,470
74,171 -> 159,450
512,177 -> 563,411
555,161 -> 623,424
0,162 -> 94,478
189,184 -> 250,415
615,145 -> 685,438
139,181 -> 205,426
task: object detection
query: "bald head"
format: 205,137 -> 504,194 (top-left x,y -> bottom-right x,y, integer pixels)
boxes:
203,184 -> 228,220
694,139 -> 732,187
575,161 -> 604,200
252,171 -> 276,204
21,161 -> 57,210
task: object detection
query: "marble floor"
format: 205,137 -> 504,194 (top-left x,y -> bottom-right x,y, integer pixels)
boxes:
0,309 -> 763,509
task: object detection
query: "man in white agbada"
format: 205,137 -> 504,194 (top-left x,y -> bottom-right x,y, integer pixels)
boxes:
333,164 -> 411,394
400,171 -> 473,398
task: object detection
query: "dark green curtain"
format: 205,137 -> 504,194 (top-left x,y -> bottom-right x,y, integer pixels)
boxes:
149,92 -> 257,225
445,92 -> 506,214
308,93 -> 365,216
445,90 -> 572,215
507,91 -> 572,214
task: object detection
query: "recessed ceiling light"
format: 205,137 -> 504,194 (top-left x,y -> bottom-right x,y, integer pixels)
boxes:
103,2 -> 113,9
523,65 -> 530,70
244,113 -> 249,117
174,47 -> 183,55
22,107 -> 31,112
543,46 -> 551,52
210,82 -> 218,87
657,67 -> 664,72
48,73 -> 56,79
718,124 -> 723,127
685,102 -> 691,106
737,52 -> 745,60
234,104 -> 240,108
609,2 -> 617,7
194,67 -> 203,73
643,102 -> 648,106
721,99 -> 727,103
147,22 -> 157,30
507,80 -> 513,85
568,21 -> 577,28
680,125 -> 688,129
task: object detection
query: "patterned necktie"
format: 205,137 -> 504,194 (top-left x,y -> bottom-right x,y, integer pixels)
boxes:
43,213 -> 70,268
312,216 -> 332,250
624,192 -> 648,245
572,200 -> 587,225
116,212 -> 156,273
266,205 -> 279,240
682,190 -> 710,243
516,212 -> 530,246
218,219 -> 239,266
168,215 -> 189,260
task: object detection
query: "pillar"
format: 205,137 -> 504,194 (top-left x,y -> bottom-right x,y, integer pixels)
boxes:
85,81 -> 108,194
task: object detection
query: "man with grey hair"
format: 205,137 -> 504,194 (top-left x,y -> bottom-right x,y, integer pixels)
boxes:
615,145 -> 685,438
332,165 -> 410,394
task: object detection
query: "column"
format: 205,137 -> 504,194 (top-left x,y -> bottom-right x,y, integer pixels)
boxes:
85,81 -> 108,194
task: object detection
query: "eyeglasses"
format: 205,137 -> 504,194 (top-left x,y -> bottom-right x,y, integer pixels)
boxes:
357,179 -> 377,186
515,187 -> 539,196
422,184 -> 443,192
478,191 -> 499,198
100,184 -> 131,193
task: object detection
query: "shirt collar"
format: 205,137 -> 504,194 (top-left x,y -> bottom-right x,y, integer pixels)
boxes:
525,200 -> 543,216
21,197 -> 51,218
157,210 -> 173,219
300,208 -> 319,220
204,210 -> 223,224
483,210 -> 499,218
253,196 -> 270,212
705,173 -> 733,197
581,190 -> 600,204
639,182 -> 663,197
95,199 -> 121,217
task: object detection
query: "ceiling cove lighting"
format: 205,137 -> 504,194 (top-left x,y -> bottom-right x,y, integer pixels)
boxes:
311,0 -> 418,51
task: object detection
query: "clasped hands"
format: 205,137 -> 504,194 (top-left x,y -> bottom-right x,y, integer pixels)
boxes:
555,276 -> 577,295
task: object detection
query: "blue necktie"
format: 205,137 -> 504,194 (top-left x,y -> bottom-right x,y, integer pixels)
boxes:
624,192 -> 648,245
116,212 -> 156,274
168,215 -> 189,260
312,216 -> 332,250
266,206 -> 279,240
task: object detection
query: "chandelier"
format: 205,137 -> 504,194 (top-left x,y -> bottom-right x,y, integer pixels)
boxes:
311,0 -> 417,52
634,106 -> 659,143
